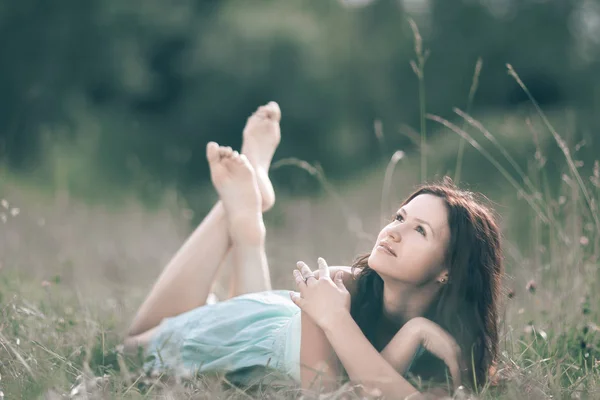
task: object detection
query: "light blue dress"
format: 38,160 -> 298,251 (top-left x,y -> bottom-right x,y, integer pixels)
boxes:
144,290 -> 423,386
144,290 -> 301,386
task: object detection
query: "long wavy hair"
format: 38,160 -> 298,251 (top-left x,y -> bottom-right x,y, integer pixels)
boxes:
349,180 -> 504,389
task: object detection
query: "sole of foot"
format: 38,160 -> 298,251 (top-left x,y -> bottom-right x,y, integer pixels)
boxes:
206,141 -> 265,244
241,101 -> 281,212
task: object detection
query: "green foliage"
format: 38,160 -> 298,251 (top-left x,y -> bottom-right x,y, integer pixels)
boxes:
1,0 -> 599,205
2,2 -> 600,397
2,105 -> 600,397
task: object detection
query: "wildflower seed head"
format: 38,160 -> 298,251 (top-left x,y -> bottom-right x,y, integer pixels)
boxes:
526,279 -> 537,294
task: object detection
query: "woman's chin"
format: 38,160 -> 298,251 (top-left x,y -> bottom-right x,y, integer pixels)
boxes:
368,252 -> 385,273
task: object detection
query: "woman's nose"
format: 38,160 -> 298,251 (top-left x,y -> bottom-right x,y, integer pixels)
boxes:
387,226 -> 402,242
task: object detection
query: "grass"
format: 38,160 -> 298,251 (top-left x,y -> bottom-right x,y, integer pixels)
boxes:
2,38 -> 600,398
2,104 -> 600,399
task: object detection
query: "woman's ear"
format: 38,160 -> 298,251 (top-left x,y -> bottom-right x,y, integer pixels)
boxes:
437,269 -> 449,284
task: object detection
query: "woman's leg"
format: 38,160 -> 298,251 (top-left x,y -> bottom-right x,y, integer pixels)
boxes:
127,103 -> 281,337
222,242 -> 273,298
229,102 -> 281,297
215,149 -> 272,296
127,188 -> 230,337
216,102 -> 281,298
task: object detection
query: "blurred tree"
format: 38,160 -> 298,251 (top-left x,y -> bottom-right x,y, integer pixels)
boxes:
0,0 -> 598,202
0,0 -> 106,168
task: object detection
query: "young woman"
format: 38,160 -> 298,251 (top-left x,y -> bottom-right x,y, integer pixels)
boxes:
125,102 -> 504,399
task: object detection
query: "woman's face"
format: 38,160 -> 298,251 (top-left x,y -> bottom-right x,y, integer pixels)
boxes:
368,194 -> 451,285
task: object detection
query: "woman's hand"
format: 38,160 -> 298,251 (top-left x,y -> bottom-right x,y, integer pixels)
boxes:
290,257 -> 351,329
404,317 -> 464,390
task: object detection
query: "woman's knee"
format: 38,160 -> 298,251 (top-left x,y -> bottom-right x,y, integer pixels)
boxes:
123,326 -> 158,353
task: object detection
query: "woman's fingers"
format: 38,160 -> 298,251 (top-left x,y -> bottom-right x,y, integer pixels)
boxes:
317,257 -> 330,279
417,319 -> 463,389
439,334 -> 462,389
448,360 -> 462,391
289,291 -> 305,308
442,348 -> 463,389
437,345 -> 461,390
423,344 -> 461,390
293,269 -> 306,290
297,261 -> 317,285
334,271 -> 346,290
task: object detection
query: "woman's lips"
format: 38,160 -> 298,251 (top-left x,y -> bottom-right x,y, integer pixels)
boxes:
377,242 -> 397,257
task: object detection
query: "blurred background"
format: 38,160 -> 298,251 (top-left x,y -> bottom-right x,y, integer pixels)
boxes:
1,0 -> 599,297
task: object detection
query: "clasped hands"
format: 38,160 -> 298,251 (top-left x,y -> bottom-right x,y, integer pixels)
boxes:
290,257 -> 465,389
289,257 -> 351,330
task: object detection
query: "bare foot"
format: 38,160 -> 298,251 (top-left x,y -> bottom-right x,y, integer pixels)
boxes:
241,101 -> 281,211
206,142 -> 264,244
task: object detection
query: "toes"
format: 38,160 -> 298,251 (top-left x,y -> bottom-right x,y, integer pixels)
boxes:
253,101 -> 280,122
239,154 -> 252,168
222,156 -> 234,170
233,151 -> 249,166
221,150 -> 251,170
254,105 -> 269,119
264,101 -> 281,122
219,146 -> 233,159
206,142 -> 220,164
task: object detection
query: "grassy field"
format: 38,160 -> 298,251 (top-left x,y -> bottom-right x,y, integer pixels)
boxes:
1,106 -> 600,399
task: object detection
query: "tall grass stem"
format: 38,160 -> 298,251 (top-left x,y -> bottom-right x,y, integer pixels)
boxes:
454,108 -> 541,207
427,114 -> 550,225
507,64 -> 600,235
409,18 -> 428,183
454,58 -> 483,184
380,151 -> 405,225
272,158 -> 373,242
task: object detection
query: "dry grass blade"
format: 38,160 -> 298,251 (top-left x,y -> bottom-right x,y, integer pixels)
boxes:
455,57 -> 483,184
380,150 -> 404,225
373,119 -> 386,157
0,331 -> 35,379
408,17 -> 428,182
454,108 -> 539,199
426,113 -> 549,224
219,376 -> 256,400
507,64 -> 600,235
408,19 -> 423,67
398,123 -> 422,147
271,157 -> 374,242
122,373 -> 144,396
31,339 -> 82,378
451,107 -> 574,242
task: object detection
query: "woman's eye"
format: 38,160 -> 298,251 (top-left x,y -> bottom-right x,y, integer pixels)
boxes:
416,226 -> 426,237
395,214 -> 404,222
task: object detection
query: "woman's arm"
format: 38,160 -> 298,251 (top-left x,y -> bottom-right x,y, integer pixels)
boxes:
380,320 -> 423,377
321,311 -> 423,399
298,267 -> 358,390
320,268 -> 423,376
299,266 -> 424,392
292,260 -> 421,398
299,304 -> 423,393
292,259 -> 460,399
299,311 -> 341,391
301,311 -> 456,398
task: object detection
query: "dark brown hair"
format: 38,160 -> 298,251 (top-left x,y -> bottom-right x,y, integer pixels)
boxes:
349,179 -> 504,389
